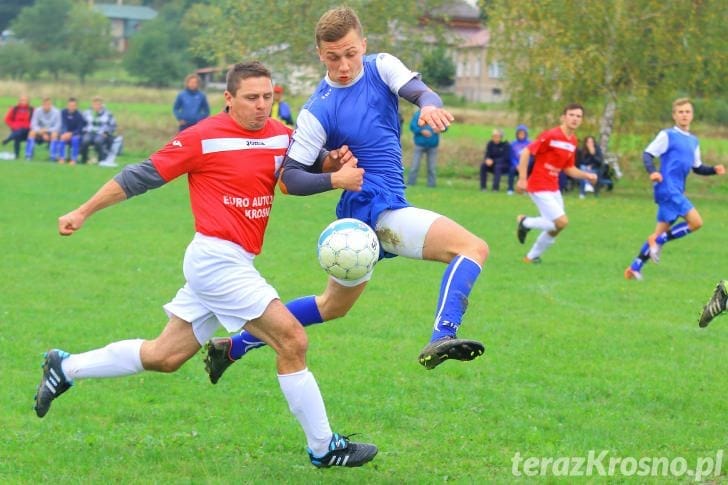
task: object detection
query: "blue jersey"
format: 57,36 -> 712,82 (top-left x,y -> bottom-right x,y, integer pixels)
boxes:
289,53 -> 417,229
645,127 -> 701,201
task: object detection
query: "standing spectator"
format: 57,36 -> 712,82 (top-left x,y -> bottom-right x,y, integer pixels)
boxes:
576,135 -> 604,198
173,74 -> 210,132
80,96 -> 117,164
480,129 -> 510,191
2,95 -> 33,160
515,103 -> 597,263
58,97 -> 86,165
272,85 -> 295,126
26,97 -> 61,161
508,125 -> 529,195
407,109 -> 442,187
624,98 -> 725,280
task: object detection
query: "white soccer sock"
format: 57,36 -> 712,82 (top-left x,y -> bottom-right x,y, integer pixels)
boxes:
527,231 -> 557,260
278,368 -> 333,456
61,339 -> 144,380
523,216 -> 556,232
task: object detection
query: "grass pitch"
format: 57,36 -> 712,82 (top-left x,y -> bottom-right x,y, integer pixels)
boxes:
1,159 -> 726,483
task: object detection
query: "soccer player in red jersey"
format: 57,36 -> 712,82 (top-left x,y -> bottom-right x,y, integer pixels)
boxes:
515,103 -> 598,263
33,61 -> 377,468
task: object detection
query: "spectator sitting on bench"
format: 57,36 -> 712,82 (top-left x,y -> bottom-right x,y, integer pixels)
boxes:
80,96 -> 116,165
2,95 -> 33,160
26,97 -> 61,161
58,97 -> 86,165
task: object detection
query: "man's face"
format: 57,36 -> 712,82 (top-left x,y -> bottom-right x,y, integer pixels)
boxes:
187,77 -> 199,90
42,99 -> 52,112
492,132 -> 502,142
92,100 -> 103,113
317,28 -> 366,85
18,95 -> 29,106
224,76 -> 273,131
67,100 -> 77,113
562,109 -> 583,131
672,103 -> 693,129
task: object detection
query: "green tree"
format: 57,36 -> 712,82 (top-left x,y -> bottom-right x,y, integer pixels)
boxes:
0,0 -> 33,32
486,0 -> 728,153
10,0 -> 111,82
420,46 -> 455,88
183,1 -> 447,83
0,42 -> 41,80
123,2 -> 195,86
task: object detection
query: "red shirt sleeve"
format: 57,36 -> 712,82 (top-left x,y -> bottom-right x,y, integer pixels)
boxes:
150,126 -> 203,182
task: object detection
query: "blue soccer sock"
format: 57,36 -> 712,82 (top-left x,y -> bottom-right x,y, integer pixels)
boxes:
430,255 -> 482,342
25,138 -> 35,158
71,135 -> 81,160
656,221 -> 691,244
630,242 -> 651,272
57,141 -> 67,160
49,140 -> 59,160
229,295 -> 324,360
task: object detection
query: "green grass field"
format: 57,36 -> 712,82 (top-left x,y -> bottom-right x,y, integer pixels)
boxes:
1,158 -> 726,483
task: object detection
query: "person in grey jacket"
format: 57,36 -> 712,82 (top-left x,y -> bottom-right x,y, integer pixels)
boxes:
26,97 -> 61,161
80,96 -> 117,164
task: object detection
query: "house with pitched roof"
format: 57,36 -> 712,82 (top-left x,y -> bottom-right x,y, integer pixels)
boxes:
89,1 -> 157,52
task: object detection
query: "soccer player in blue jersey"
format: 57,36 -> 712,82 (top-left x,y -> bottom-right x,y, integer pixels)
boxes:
625,98 -> 725,280
204,6 -> 488,381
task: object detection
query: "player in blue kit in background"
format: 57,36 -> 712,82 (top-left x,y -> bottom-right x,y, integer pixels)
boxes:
625,98 -> 725,280
204,6 -> 488,381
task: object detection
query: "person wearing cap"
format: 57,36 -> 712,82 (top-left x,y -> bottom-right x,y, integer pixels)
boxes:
272,85 -> 294,126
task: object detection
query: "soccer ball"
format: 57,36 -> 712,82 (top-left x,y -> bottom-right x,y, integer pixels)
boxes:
317,218 -> 380,280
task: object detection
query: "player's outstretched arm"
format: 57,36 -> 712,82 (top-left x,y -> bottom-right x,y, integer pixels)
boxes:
563,166 -> 598,185
58,179 -> 127,236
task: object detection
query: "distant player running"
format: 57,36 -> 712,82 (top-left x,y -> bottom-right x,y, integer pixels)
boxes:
204,6 -> 487,382
515,103 -> 597,263
625,98 -> 725,280
699,280 -> 727,327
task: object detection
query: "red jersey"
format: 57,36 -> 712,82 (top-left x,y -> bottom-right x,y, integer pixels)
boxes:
151,112 -> 292,254
526,126 -> 577,192
4,104 -> 33,131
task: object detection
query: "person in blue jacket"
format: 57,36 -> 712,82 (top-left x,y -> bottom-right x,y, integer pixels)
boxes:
508,124 -> 529,195
173,74 -> 210,132
407,109 -> 443,187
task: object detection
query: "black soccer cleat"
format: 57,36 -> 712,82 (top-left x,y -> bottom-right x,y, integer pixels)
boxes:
699,280 -> 727,328
204,337 -> 235,384
418,337 -> 485,370
516,215 -> 530,244
34,349 -> 72,418
308,433 -> 378,468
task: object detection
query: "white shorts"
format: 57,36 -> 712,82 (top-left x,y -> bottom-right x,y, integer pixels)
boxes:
163,233 -> 279,345
529,191 -> 565,221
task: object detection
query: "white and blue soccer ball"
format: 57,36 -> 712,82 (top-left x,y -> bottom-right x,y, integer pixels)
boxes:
317,218 -> 380,281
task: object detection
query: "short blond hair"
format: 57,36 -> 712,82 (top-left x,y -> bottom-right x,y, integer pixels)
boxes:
672,97 -> 692,112
315,6 -> 363,47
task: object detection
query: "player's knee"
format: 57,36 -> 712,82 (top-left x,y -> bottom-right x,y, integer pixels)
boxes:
554,217 -> 569,231
689,219 -> 703,231
469,237 -> 489,265
276,324 -> 308,358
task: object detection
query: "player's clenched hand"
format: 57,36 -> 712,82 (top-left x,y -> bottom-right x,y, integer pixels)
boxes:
322,145 -> 355,173
331,158 -> 364,191
649,172 -> 663,183
418,105 -> 454,133
515,178 -> 527,194
586,172 -> 598,185
715,164 -> 726,175
58,210 -> 86,236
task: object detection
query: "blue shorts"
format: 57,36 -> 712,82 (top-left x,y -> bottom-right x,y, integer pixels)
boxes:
336,180 -> 409,229
656,193 -> 693,224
